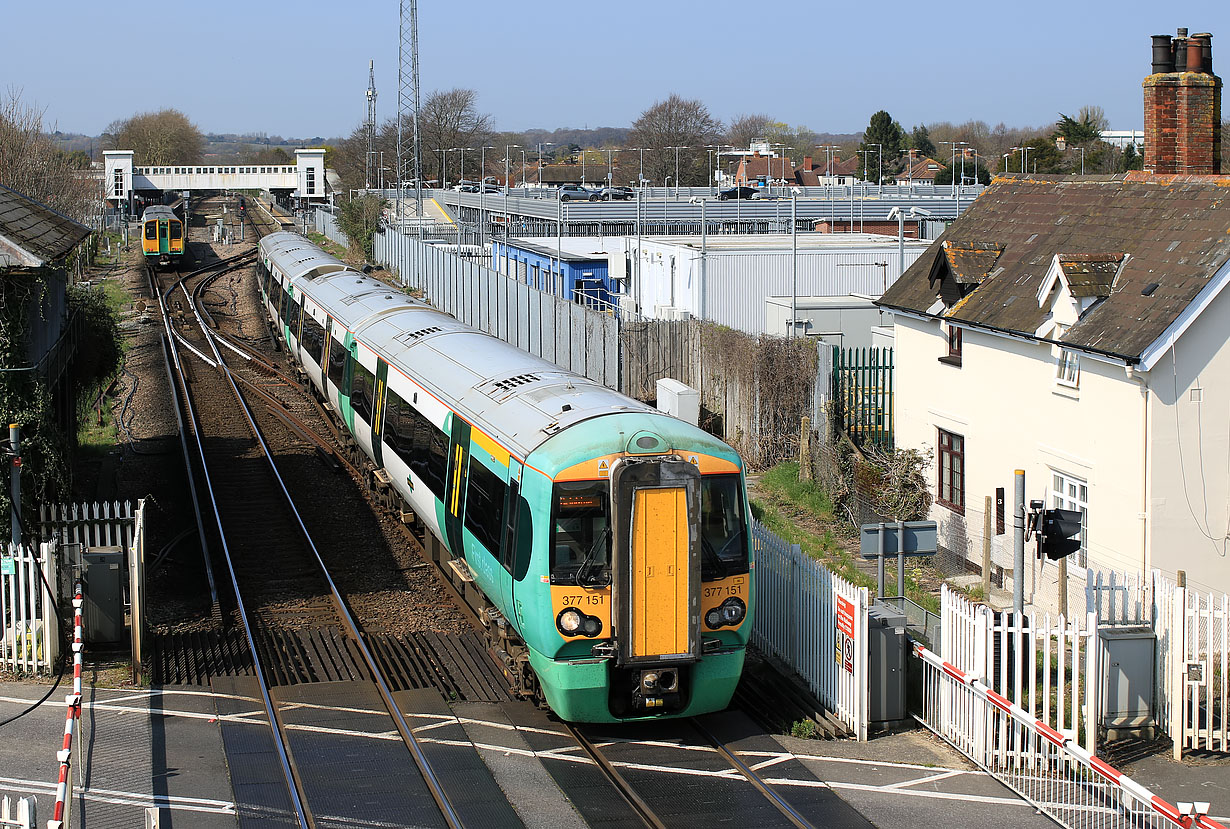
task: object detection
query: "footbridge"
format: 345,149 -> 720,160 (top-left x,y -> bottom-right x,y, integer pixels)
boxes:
103,148 -> 326,209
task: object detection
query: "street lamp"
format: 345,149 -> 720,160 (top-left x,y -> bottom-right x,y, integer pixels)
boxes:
479,145 -> 494,222
869,143 -> 883,186
1056,136 -> 1085,175
520,149 -> 528,187
667,146 -> 688,199
626,147 -> 646,187
537,142 -> 554,184
606,147 -> 615,190
452,147 -> 465,187
504,144 -> 520,188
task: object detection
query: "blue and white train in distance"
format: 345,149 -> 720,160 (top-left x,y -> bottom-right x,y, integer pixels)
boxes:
257,231 -> 754,723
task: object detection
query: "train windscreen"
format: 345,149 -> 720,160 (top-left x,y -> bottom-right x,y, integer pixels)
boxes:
700,474 -> 749,577
551,481 -> 611,586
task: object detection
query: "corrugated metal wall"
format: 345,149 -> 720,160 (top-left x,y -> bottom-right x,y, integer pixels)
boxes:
374,227 -> 619,389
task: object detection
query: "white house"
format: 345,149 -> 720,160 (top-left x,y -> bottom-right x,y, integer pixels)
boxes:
877,172 -> 1230,604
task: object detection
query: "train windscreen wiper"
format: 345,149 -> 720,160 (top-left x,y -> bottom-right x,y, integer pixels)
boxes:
575,529 -> 611,587
701,534 -> 729,579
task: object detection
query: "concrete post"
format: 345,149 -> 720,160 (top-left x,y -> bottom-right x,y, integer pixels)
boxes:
1013,469 -> 1025,615
9,424 -> 19,550
982,495 -> 993,598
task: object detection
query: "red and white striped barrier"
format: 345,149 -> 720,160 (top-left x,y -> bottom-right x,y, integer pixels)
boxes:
916,642 -> 1224,829
46,581 -> 84,829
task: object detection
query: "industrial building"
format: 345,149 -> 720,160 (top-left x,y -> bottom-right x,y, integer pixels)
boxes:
612,233 -> 931,336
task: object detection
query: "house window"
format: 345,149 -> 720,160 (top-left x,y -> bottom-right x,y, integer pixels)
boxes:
1056,349 -> 1080,388
937,428 -> 965,513
1050,471 -> 1088,568
940,324 -> 962,366
112,169 -> 124,198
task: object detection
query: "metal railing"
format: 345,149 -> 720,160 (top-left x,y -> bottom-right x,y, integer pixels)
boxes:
880,595 -> 940,647
751,520 -> 869,739
916,641 -> 1224,829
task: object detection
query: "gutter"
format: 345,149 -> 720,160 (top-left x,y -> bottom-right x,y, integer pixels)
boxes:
878,303 -> 1141,365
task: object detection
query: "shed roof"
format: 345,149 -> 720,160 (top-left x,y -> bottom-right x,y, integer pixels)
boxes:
0,184 -> 91,268
877,173 -> 1230,360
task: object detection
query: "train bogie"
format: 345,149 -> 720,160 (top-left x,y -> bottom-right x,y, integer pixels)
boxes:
256,232 -> 754,723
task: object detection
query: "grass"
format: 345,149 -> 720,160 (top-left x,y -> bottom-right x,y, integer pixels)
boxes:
750,461 -> 948,615
307,231 -> 348,259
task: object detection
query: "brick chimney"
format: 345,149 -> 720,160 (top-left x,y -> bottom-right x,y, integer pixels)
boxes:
803,155 -> 813,170
909,148 -> 920,160
1144,29 -> 1222,174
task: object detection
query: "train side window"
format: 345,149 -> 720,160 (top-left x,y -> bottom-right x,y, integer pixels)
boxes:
512,495 -> 534,581
384,388 -> 417,460
145,223 -> 156,240
700,474 -> 750,577
464,460 -> 506,555
301,312 -> 326,366
500,479 -> 520,570
424,421 -> 449,501
350,358 -> 375,424
158,223 -> 167,239
327,335 -> 346,391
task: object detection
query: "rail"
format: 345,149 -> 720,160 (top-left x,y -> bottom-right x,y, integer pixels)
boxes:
914,641 -> 1224,829
158,240 -> 465,828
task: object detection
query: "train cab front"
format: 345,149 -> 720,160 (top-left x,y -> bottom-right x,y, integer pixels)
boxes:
536,430 -> 752,723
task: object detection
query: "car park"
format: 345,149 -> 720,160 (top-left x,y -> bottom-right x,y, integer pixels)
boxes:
718,186 -> 760,201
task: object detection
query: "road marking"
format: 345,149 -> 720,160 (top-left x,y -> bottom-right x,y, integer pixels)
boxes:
883,769 -> 965,789
0,774 -> 235,815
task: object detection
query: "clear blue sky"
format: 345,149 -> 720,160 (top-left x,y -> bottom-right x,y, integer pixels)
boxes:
5,1 -> 1224,139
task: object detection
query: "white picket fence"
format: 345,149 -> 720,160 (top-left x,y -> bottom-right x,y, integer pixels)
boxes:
751,520 -> 870,739
38,500 -> 136,562
0,541 -> 59,673
941,584 -> 1100,752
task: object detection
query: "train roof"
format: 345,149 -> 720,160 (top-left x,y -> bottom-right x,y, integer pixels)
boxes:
260,232 -> 660,459
140,205 -> 179,220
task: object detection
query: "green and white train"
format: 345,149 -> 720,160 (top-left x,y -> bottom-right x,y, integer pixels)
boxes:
257,232 -> 753,722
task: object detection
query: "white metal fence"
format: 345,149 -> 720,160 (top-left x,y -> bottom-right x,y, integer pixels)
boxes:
38,500 -> 136,562
1171,584 -> 1229,757
374,227 -> 620,389
941,585 -> 1100,752
0,541 -> 59,673
916,642 -> 1223,829
313,208 -> 349,248
750,520 -> 869,739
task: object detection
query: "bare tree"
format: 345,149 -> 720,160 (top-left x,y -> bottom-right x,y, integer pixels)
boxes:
726,113 -> 771,148
628,94 -> 721,185
414,88 -> 493,185
104,109 -> 204,165
0,90 -> 95,221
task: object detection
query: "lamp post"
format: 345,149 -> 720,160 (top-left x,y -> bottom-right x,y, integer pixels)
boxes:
869,143 -> 883,186
606,147 -> 615,190
628,147 -> 645,187
452,147 -> 465,187
537,142 -> 554,185
520,149 -> 528,187
504,144 -> 519,188
667,146 -> 688,199
706,145 -> 720,195
478,145 -> 494,232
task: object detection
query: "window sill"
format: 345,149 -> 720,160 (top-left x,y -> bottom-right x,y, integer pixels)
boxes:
938,355 -> 963,367
1052,384 -> 1080,400
937,498 -> 965,516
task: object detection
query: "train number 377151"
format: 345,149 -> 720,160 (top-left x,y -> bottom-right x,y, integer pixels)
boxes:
704,584 -> 744,599
563,594 -> 606,607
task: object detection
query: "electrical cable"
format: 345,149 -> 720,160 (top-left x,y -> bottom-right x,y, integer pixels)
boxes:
0,471 -> 69,729
1170,340 -> 1227,556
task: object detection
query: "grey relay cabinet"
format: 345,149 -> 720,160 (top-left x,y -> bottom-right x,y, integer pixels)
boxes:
868,602 -> 908,725
1099,625 -> 1156,738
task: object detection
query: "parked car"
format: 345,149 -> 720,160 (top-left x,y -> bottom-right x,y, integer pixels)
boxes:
599,186 -> 634,201
481,184 -> 502,194
718,186 -> 760,201
558,184 -> 600,202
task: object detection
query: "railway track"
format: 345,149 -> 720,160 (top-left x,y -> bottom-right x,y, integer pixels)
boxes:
149,220 -> 514,827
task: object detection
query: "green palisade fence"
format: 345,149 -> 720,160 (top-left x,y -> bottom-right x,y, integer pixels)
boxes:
831,346 -> 894,449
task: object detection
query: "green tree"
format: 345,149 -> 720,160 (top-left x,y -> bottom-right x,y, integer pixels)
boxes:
934,161 -> 991,185
0,92 -> 96,221
907,125 -> 936,158
1054,112 -> 1102,146
859,110 -> 905,182
337,194 -> 387,260
1000,137 -> 1064,174
1120,143 -> 1144,171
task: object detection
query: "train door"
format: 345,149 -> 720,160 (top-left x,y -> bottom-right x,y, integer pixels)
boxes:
158,220 -> 169,254
443,415 -> 471,559
339,334 -> 357,434
499,460 -> 527,630
371,358 -> 388,469
611,457 -> 701,664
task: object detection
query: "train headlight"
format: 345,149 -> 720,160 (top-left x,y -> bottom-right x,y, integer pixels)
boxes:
581,616 -> 603,637
557,609 -> 583,634
720,598 -> 746,625
705,597 -> 746,629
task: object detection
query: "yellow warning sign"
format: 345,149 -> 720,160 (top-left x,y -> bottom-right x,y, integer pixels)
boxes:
688,455 -> 699,466
597,459 -> 610,476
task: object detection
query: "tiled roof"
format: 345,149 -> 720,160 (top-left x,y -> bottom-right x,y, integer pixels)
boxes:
737,156 -> 796,180
877,173 -> 1230,360
900,157 -> 945,180
0,184 -> 91,268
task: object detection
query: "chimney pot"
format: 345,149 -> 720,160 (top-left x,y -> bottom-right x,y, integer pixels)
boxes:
1187,38 -> 1204,72
1177,27 -> 1188,38
1193,33 -> 1213,74
1152,34 -> 1175,73
1174,36 -> 1188,72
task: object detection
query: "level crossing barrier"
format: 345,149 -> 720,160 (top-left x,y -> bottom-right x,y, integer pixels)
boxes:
46,579 -> 84,829
915,640 -> 1223,829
